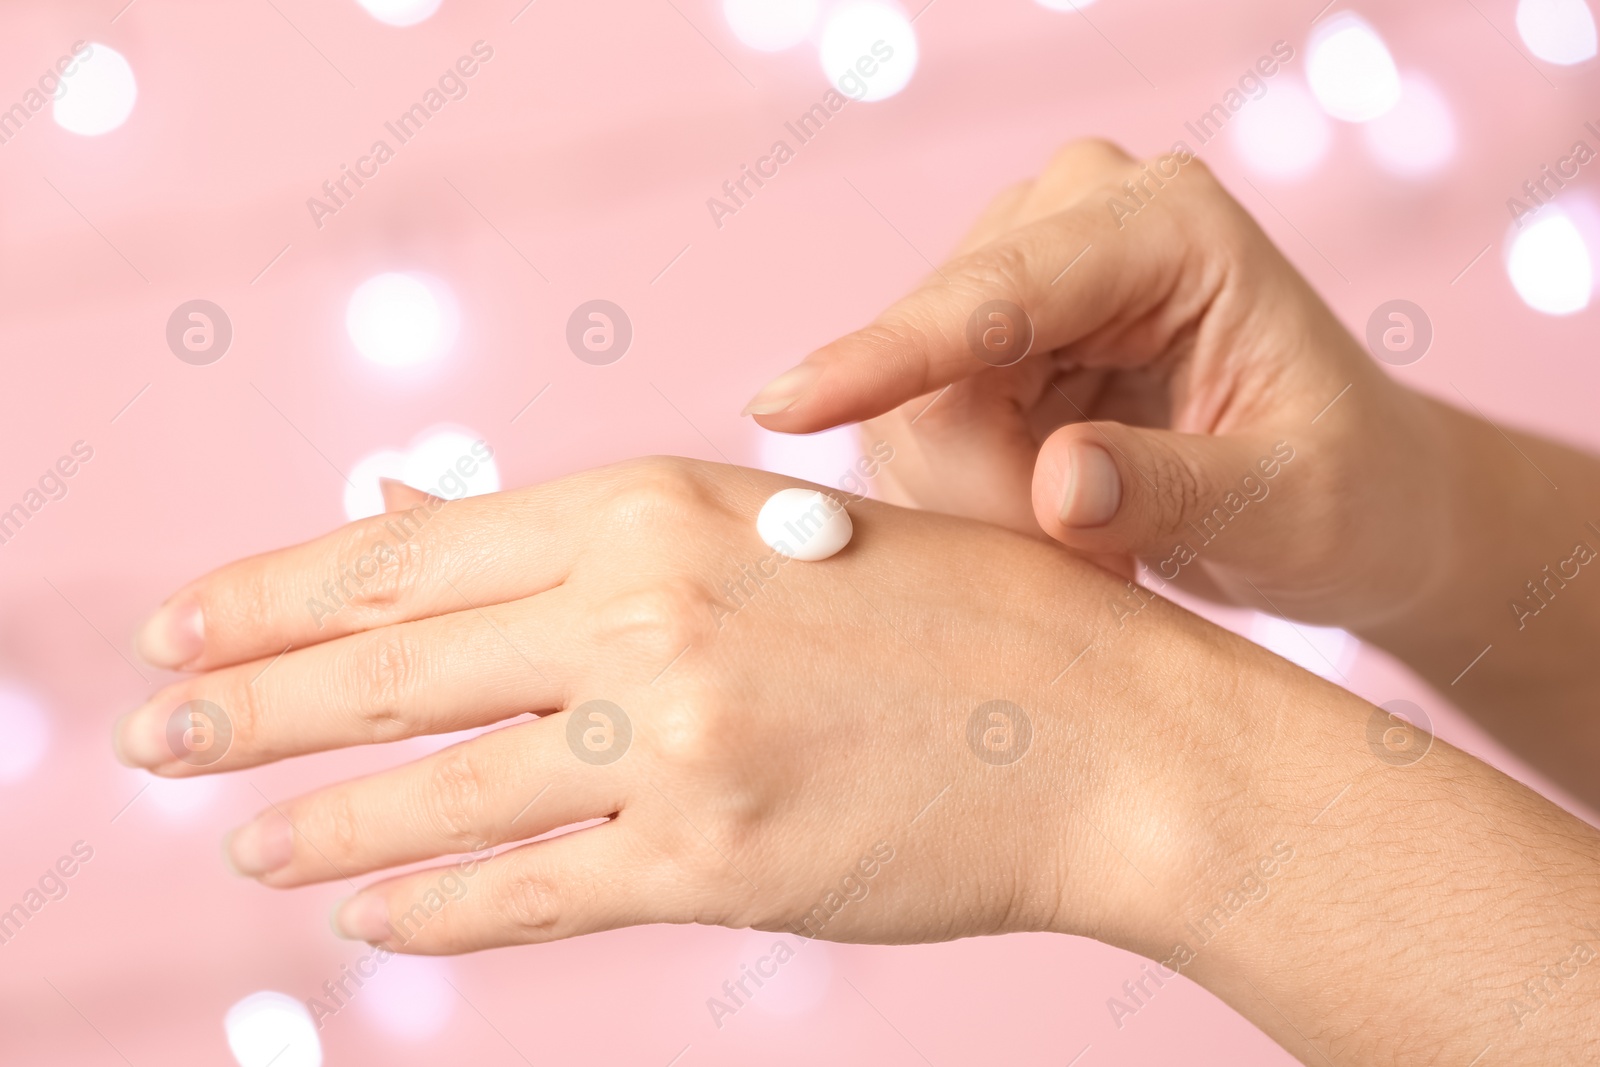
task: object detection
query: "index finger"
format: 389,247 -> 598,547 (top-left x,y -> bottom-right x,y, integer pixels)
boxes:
747,148 -> 1207,434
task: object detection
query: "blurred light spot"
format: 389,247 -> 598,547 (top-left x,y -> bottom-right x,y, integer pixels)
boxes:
0,685 -> 49,783
818,2 -> 918,102
402,427 -> 499,500
225,992 -> 322,1067
53,43 -> 136,136
354,0 -> 442,26
358,957 -> 455,1039
724,0 -> 818,50
1362,73 -> 1456,178
346,273 -> 458,367
1507,213 -> 1594,315
1230,80 -> 1332,180
145,772 -> 225,821
1516,0 -> 1598,64
1248,614 -> 1357,682
1034,0 -> 1100,8
344,449 -> 408,521
344,428 -> 499,521
1306,13 -> 1401,122
756,425 -> 863,490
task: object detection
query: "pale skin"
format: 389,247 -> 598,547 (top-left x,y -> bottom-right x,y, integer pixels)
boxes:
115,141 -> 1600,1064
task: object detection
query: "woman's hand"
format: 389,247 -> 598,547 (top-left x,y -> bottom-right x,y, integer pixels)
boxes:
743,139 -> 1456,633
113,457 -> 1244,954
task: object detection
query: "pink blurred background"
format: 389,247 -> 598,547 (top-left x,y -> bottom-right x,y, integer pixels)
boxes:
1,0 -> 1597,1063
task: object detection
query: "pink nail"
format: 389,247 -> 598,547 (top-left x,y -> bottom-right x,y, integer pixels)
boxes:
226,816 -> 295,877
741,362 -> 821,417
1059,442 -> 1123,528
137,594 -> 205,670
333,895 -> 392,942
113,705 -> 172,768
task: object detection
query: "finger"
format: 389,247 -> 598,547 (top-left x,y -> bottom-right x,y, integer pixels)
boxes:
133,468 -> 617,672
1031,420 -> 1303,565
1013,139 -> 1136,225
116,586 -> 579,773
331,821 -> 666,954
743,150 -> 1203,433
224,715 -> 624,886
380,477 -> 438,513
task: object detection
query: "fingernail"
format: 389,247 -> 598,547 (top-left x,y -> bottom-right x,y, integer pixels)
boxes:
741,362 -> 821,417
332,894 -> 392,942
136,594 -> 204,670
113,705 -> 171,768
1059,442 -> 1122,528
225,815 -> 295,877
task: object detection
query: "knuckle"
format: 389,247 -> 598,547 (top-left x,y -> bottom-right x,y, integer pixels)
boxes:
211,670 -> 266,756
345,630 -> 426,739
591,578 -> 715,663
602,457 -> 711,527
498,869 -> 561,939
312,788 -> 362,864
1150,446 -> 1206,537
331,520 -> 429,619
422,748 -> 488,850
952,240 -> 1030,302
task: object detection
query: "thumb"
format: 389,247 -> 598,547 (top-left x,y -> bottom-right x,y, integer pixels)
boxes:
1031,422 -> 1301,566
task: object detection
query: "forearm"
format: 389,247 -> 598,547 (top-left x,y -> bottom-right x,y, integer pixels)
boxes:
1088,624 -> 1600,1065
1362,391 -> 1600,807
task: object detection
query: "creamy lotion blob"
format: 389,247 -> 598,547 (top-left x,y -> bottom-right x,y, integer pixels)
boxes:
757,488 -> 853,561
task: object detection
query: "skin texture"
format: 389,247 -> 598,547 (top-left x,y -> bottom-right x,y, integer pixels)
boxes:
114,140 -> 1600,1063
748,138 -> 1600,812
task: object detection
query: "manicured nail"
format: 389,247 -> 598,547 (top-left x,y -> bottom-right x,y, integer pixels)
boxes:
332,894 -> 392,942
225,815 -> 295,878
1059,442 -> 1122,528
113,705 -> 170,768
741,362 -> 821,417
136,594 -> 204,670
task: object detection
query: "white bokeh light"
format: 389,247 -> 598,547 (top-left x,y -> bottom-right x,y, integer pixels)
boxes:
1362,73 -> 1457,178
724,0 -> 818,50
357,956 -> 455,1039
818,2 -> 919,103
225,992 -> 322,1067
1516,0 -> 1598,65
757,424 -> 863,490
53,43 -> 137,136
1507,213 -> 1594,316
1033,0 -> 1100,9
144,772 -> 225,821
1230,81 -> 1333,181
737,931 -> 833,1019
1306,14 -> 1401,122
1248,614 -> 1357,682
0,684 -> 50,784
344,427 -> 500,521
354,0 -> 443,26
346,273 -> 459,367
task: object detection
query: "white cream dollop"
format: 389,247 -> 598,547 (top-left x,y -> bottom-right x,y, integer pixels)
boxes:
757,488 -> 853,561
